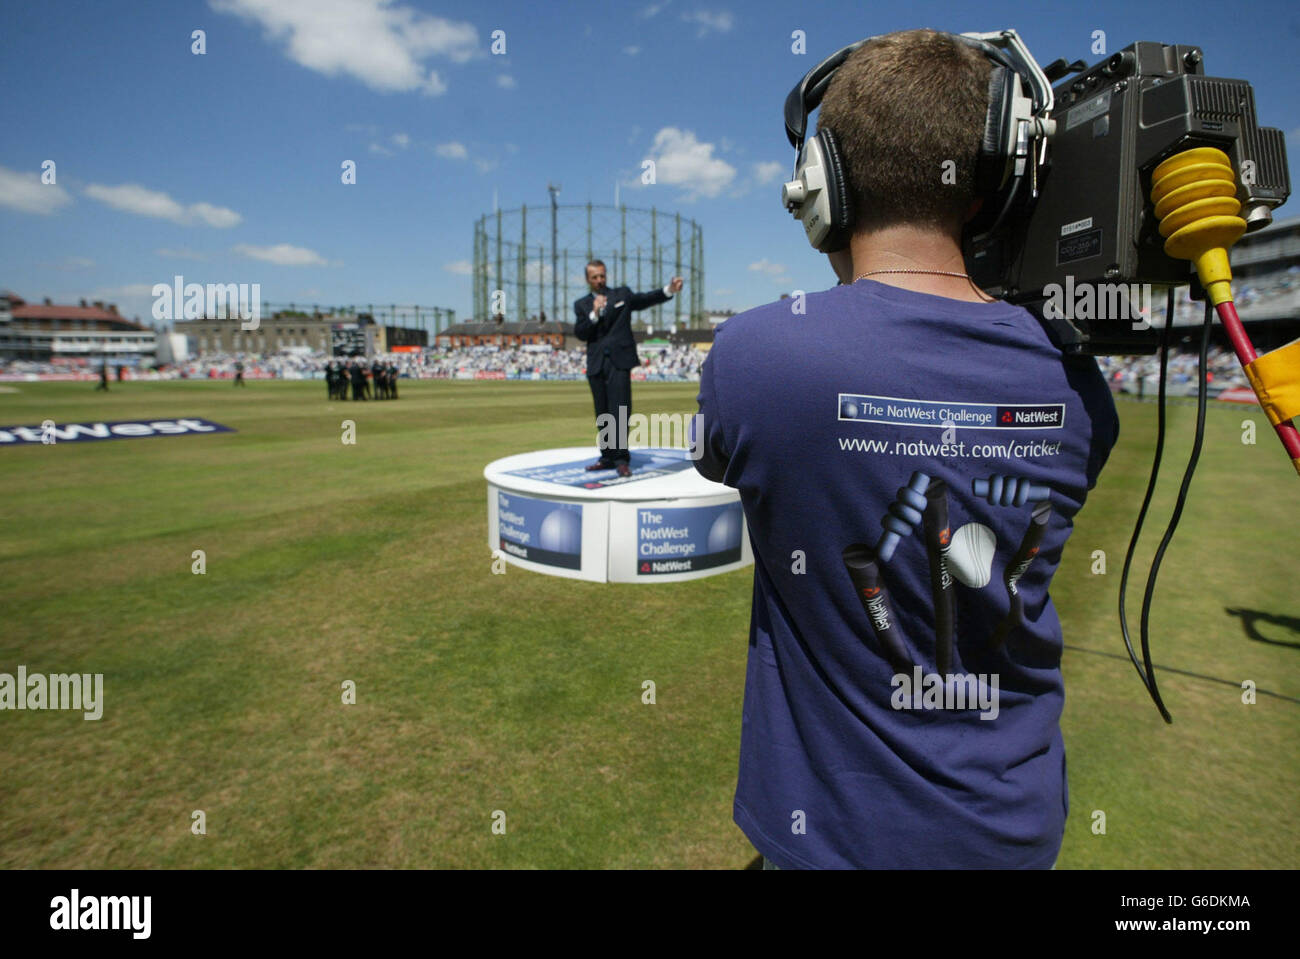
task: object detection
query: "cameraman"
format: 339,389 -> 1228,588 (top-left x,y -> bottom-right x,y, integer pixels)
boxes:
693,29 -> 1119,869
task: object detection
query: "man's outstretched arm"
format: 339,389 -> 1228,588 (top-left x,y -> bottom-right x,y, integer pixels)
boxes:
630,275 -> 684,310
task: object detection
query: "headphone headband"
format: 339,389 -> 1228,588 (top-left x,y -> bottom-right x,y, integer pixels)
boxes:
779,28 -> 1055,253
783,31 -> 1038,153
782,39 -> 867,149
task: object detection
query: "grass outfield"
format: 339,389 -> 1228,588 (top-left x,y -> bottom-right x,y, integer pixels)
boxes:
0,379 -> 1296,869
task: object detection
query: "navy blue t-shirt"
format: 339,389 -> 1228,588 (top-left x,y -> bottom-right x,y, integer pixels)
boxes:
694,279 -> 1119,869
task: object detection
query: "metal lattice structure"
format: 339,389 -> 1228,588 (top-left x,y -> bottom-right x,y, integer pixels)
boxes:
259,302 -> 456,337
473,202 -> 704,329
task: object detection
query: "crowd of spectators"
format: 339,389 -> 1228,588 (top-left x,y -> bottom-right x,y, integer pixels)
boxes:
0,344 -> 708,381
106,344 -> 708,381
1096,344 -> 1248,396
414,344 -> 706,379
0,337 -> 1276,395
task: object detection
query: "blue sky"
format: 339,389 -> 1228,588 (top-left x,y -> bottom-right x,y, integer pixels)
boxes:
3,0 -> 1299,327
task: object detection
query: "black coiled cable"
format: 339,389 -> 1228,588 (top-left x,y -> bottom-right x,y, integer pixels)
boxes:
1117,290 -> 1214,723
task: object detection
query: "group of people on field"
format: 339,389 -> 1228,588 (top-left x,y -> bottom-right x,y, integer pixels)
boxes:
326,359 -> 400,401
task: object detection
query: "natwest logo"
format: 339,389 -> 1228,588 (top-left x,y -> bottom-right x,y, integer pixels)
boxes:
993,404 -> 1065,430
0,417 -> 235,446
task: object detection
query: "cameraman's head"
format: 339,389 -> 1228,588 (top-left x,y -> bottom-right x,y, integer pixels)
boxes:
816,29 -> 991,287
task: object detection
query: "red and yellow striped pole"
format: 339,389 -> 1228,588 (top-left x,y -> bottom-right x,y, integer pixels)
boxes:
1150,147 -> 1300,477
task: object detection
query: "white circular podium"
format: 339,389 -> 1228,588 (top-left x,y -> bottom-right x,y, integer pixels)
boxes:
484,447 -> 752,583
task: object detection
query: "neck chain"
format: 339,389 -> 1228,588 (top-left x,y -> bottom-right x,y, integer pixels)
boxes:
853,269 -> 972,282
852,267 -> 994,302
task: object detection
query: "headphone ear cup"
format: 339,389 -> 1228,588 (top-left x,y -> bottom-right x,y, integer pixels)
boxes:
976,65 -> 1018,195
817,128 -> 854,252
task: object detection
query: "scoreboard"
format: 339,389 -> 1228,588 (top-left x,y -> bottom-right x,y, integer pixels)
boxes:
331,323 -> 366,357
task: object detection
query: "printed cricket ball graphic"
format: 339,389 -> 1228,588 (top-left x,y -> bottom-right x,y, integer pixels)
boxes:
946,522 -> 997,588
706,508 -> 743,554
538,507 -> 581,554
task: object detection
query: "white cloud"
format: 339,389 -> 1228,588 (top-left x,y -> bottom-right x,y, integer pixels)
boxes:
53,256 -> 96,270
643,127 -> 736,199
157,248 -> 207,260
497,74 -> 516,88
623,46 -> 640,56
0,165 -> 73,215
369,142 -> 394,155
84,182 -> 241,228
640,1 -> 672,17
391,132 -> 410,148
233,243 -> 332,266
424,71 -> 448,95
188,201 -> 242,228
749,259 -> 789,280
209,0 -> 477,95
443,260 -> 473,275
682,9 -> 734,38
86,183 -> 185,221
436,141 -> 468,159
523,260 -> 557,284
96,283 -> 158,298
473,158 -> 498,174
752,161 -> 784,184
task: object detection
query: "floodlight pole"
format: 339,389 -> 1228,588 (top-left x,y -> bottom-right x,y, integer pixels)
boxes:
548,183 -> 560,323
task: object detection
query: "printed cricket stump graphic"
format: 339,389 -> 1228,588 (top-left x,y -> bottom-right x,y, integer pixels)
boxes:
842,472 -> 1053,673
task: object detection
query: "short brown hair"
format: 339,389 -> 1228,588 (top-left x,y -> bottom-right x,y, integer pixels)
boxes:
816,29 -> 991,233
586,259 -> 605,272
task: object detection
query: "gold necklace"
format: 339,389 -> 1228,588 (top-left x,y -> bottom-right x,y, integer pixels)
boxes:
853,269 -> 972,281
853,268 -> 995,302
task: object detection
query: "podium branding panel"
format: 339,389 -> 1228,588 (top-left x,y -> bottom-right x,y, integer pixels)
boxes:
495,491 -> 583,570
633,503 -> 744,576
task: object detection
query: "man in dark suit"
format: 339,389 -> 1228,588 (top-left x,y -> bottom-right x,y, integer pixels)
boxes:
574,259 -> 683,476
350,360 -> 367,401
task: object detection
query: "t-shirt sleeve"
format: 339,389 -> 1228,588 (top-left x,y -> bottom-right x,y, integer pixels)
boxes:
1079,358 -> 1121,488
692,345 -> 732,484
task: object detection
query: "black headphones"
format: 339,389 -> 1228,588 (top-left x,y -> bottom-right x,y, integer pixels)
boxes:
780,29 -> 1055,253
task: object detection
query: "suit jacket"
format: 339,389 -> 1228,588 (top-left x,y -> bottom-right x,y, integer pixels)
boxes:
573,284 -> 671,372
